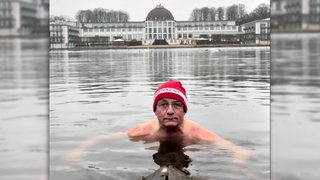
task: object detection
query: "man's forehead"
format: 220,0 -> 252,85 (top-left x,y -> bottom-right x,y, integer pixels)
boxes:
158,98 -> 180,102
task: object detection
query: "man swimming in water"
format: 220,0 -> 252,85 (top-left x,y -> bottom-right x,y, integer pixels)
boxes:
64,80 -> 249,163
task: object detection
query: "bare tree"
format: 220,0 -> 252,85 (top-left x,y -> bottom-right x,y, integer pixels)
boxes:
226,5 -> 238,20
217,7 -> 224,20
253,3 -> 270,19
75,8 -> 129,23
208,7 -> 217,21
237,4 -> 247,21
93,8 -> 107,23
190,7 -> 217,21
190,8 -> 201,21
201,7 -> 210,21
237,3 -> 270,24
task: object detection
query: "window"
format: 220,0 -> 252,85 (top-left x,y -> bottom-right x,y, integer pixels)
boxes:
183,34 -> 187,39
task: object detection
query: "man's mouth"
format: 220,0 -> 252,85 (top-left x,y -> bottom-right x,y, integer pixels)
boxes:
163,118 -> 177,121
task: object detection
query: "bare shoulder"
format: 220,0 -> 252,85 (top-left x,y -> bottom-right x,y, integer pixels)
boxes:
127,119 -> 158,137
183,119 -> 221,142
183,119 -> 203,130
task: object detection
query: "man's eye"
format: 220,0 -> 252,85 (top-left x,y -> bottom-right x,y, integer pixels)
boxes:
173,102 -> 184,107
158,102 -> 168,106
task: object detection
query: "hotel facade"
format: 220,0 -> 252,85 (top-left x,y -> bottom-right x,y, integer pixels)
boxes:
50,4 -> 270,48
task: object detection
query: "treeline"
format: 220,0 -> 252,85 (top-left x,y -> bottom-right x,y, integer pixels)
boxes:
49,8 -> 129,23
190,3 -> 270,24
75,8 -> 129,23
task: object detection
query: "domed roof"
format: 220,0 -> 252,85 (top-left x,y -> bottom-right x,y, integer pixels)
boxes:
146,4 -> 174,21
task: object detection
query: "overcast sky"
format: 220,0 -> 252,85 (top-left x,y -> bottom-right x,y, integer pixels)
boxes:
50,0 -> 270,21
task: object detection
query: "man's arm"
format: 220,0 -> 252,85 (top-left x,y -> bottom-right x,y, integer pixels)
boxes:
191,122 -> 250,163
63,132 -> 126,162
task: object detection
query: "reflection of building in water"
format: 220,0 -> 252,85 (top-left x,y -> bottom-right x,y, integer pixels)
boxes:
147,50 -> 175,82
49,4 -> 270,48
272,34 -> 320,86
0,0 -> 48,37
145,48 -> 270,84
271,0 -> 320,31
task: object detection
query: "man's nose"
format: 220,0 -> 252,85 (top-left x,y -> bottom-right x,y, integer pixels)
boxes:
166,104 -> 175,114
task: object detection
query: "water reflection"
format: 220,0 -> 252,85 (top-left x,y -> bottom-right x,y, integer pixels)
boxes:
146,48 -> 270,84
271,33 -> 320,179
140,141 -> 192,179
0,39 -> 48,180
50,47 -> 269,180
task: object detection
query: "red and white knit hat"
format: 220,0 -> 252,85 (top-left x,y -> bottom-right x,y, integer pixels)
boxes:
153,80 -> 188,113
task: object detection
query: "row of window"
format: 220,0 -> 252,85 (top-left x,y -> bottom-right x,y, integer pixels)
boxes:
0,10 -> 12,18
88,24 -> 144,28
83,28 -> 144,33
177,26 -> 236,31
145,21 -> 174,26
85,21 -> 234,29
146,27 -> 173,33
147,34 -> 173,39
81,26 -> 238,34
50,25 -> 62,30
50,32 -> 63,37
50,37 -> 63,43
0,1 -> 12,9
309,15 -> 320,23
0,19 -> 12,28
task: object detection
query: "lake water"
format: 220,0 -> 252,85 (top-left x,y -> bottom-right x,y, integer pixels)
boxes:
2,35 -> 319,180
49,46 -> 270,179
0,38 -> 48,180
271,33 -> 320,180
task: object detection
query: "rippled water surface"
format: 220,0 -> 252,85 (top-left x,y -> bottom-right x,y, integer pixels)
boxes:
50,47 -> 270,179
0,39 -> 48,180
271,33 -> 320,180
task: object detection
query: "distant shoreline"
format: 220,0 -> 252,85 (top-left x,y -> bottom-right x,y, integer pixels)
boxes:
49,44 -> 270,51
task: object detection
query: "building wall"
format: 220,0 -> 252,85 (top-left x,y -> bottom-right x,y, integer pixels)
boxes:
0,0 -> 48,37
242,18 -> 270,45
0,1 -> 20,36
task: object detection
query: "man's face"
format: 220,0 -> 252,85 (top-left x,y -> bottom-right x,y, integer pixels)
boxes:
155,98 -> 186,127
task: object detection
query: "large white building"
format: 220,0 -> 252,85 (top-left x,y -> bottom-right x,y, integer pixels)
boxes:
50,4 -> 270,48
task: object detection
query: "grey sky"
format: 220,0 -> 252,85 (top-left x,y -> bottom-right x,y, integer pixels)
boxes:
50,0 -> 270,21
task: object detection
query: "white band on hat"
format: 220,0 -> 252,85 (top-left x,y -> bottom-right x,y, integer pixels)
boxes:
154,88 -> 188,104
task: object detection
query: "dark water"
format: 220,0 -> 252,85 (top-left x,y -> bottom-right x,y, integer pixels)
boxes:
0,39 -> 48,180
271,33 -> 320,180
50,47 -> 270,179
